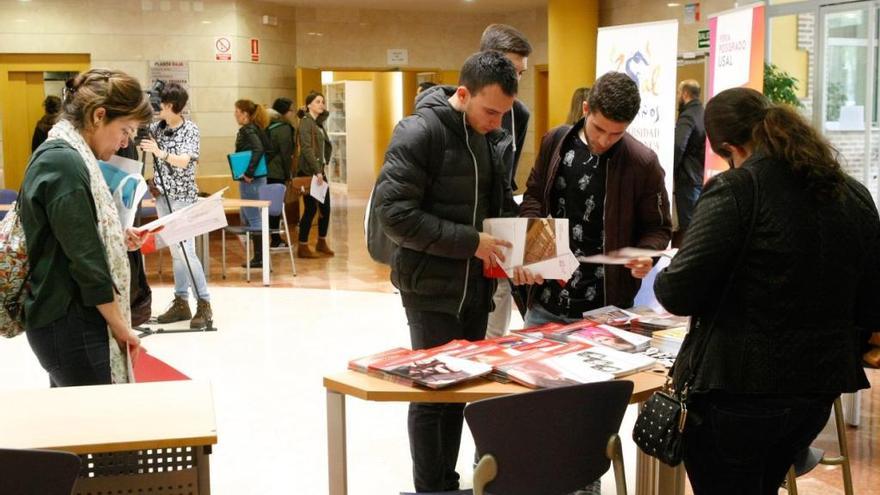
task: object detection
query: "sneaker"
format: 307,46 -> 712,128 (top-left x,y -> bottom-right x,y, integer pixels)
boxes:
156,296 -> 192,324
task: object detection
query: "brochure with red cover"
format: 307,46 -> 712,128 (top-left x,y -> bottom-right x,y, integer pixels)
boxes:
384,354 -> 492,389
132,350 -> 190,382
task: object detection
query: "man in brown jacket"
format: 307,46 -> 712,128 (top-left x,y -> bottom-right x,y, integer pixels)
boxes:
518,71 -> 672,328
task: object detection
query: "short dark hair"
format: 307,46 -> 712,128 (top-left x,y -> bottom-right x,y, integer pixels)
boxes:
588,72 -> 640,123
480,24 -> 532,57
459,50 -> 518,98
160,83 -> 189,114
418,81 -> 436,92
43,95 -> 62,115
272,97 -> 293,115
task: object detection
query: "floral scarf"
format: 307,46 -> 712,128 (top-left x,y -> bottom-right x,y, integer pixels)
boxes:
48,119 -> 131,383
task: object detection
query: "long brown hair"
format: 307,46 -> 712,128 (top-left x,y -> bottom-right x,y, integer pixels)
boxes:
566,86 -> 591,125
705,87 -> 844,200
62,68 -> 152,131
235,99 -> 269,129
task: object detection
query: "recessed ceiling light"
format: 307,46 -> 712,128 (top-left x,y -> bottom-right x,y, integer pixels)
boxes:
667,2 -> 681,6
201,20 -> 211,24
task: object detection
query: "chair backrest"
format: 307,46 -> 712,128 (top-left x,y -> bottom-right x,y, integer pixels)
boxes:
258,183 -> 286,217
464,380 -> 634,495
0,448 -> 82,495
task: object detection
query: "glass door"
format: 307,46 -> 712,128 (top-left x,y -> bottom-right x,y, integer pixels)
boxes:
816,1 -> 880,203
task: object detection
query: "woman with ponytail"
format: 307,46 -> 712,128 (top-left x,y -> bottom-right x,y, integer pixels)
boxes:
295,91 -> 334,258
653,87 -> 880,494
234,99 -> 271,268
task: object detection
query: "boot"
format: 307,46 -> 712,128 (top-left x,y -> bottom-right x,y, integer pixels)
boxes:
316,237 -> 335,257
190,299 -> 213,329
297,242 -> 320,258
157,296 -> 192,324
241,236 -> 263,268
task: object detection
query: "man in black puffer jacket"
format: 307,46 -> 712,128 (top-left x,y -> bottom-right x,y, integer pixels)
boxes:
375,51 -> 518,493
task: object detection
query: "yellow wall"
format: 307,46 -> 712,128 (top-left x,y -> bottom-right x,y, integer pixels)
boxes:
402,71 -> 418,117
0,54 -> 91,189
296,67 -> 323,108
770,15 -> 809,98
548,0 -> 599,128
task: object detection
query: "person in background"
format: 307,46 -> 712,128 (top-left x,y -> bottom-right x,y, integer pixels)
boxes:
516,70 -> 672,495
565,87 -> 591,126
654,87 -> 880,495
234,99 -> 271,268
266,97 -> 297,248
375,51 -> 519,494
296,91 -> 334,258
139,83 -> 212,328
416,81 -> 436,95
20,69 -> 152,387
480,23 -> 532,339
672,79 -> 706,247
31,95 -> 62,151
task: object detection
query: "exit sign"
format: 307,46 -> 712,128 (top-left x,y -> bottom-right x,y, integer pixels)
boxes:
698,29 -> 710,49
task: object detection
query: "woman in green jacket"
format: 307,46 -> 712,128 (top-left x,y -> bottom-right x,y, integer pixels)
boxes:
296,91 -> 334,258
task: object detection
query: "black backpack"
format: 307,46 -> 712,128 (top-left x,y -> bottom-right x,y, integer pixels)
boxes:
365,109 -> 445,265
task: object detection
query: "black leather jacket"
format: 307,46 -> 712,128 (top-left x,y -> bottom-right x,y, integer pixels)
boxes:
656,155 -> 880,395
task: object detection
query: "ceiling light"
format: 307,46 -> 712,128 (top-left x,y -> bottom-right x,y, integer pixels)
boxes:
667,2 -> 681,6
201,20 -> 211,24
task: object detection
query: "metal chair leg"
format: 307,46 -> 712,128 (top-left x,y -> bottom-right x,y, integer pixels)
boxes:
245,233 -> 251,283
221,230 -> 226,279
786,466 -> 799,495
282,207 -> 296,276
606,434 -> 627,495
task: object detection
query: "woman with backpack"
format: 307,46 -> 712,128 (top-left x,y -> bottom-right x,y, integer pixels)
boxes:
296,91 -> 333,258
266,97 -> 296,248
18,69 -> 153,386
234,99 -> 271,268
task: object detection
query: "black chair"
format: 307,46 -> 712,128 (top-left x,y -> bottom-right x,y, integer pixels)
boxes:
0,448 -> 81,495
464,380 -> 633,495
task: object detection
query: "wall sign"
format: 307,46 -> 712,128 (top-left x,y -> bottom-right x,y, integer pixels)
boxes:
214,36 -> 232,62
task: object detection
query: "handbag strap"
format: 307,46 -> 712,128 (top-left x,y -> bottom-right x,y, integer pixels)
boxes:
674,165 -> 761,395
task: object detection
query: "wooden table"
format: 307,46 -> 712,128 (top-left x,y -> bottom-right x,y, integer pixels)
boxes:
143,197 -> 273,286
0,380 -> 217,495
323,370 -> 685,495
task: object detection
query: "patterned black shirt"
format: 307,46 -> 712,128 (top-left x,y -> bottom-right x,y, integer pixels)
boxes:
536,132 -> 607,319
150,119 -> 200,203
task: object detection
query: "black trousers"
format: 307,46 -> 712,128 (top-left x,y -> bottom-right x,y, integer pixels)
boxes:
26,305 -> 111,387
298,192 -> 330,243
267,178 -> 286,244
405,291 -> 489,492
683,391 -> 834,495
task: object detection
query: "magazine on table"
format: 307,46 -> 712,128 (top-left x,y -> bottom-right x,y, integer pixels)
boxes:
560,323 -> 651,352
481,217 -> 579,280
651,327 -> 689,356
567,346 -> 657,378
498,349 -> 613,389
582,305 -> 640,327
384,353 -> 493,389
348,347 -> 412,374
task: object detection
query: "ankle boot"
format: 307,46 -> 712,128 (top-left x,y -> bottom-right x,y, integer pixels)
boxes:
316,237 -> 335,257
297,242 -> 320,258
241,236 -> 264,268
190,299 -> 213,329
157,296 -> 192,324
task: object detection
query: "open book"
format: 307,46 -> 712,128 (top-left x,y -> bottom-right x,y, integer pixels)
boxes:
482,218 -> 579,280
136,188 -> 229,248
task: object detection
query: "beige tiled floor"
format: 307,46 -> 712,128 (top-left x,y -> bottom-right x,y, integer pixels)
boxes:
0,190 -> 876,494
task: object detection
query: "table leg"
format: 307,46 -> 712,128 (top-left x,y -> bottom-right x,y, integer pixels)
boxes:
197,446 -> 211,495
327,390 -> 348,495
635,403 -> 686,495
262,206 -> 270,286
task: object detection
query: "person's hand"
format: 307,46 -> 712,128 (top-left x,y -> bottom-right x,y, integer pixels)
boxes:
474,233 -> 512,269
512,266 -> 544,286
242,175 -> 254,184
315,173 -> 325,186
138,138 -> 161,156
625,256 -> 653,279
112,325 -> 142,358
124,227 -> 150,251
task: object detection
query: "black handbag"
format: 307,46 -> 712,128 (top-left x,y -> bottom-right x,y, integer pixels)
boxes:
633,166 -> 760,467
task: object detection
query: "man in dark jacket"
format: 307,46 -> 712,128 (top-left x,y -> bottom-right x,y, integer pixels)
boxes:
267,98 -> 296,247
480,23 -> 533,338
519,71 -> 672,324
673,80 -> 706,246
375,50 -> 518,493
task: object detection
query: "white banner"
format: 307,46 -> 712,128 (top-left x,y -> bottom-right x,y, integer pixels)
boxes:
596,20 -> 679,197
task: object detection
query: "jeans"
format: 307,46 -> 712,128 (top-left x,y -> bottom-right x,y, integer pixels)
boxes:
299,191 -> 330,243
684,391 -> 834,495
156,196 -> 210,301
674,185 -> 702,230
267,178 -> 286,244
405,301 -> 489,492
485,281 -> 512,339
524,302 -> 602,495
26,304 -> 111,387
239,177 -> 267,229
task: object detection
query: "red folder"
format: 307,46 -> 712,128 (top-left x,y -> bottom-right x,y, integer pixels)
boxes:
133,350 -> 190,382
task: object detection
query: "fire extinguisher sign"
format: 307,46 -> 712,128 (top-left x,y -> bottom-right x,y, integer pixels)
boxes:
250,38 -> 260,62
